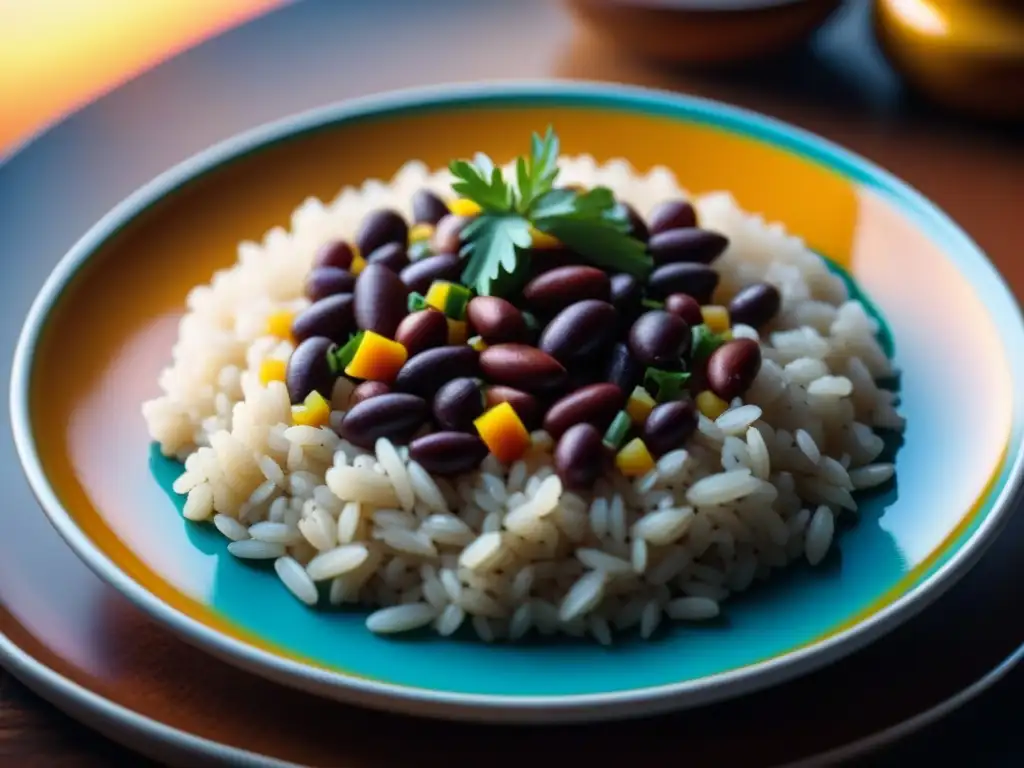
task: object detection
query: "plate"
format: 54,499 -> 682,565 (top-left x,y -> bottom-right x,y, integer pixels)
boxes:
11,81 -> 1024,721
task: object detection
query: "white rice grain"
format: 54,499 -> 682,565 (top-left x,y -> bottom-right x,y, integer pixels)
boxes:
275,556 -> 319,605
366,603 -> 439,634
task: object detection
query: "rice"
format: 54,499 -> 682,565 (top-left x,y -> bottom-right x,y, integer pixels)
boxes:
144,155 -> 903,643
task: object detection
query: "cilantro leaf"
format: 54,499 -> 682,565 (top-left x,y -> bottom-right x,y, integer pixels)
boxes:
449,158 -> 513,212
644,367 -> 691,402
535,216 -> 652,278
691,324 -> 728,360
516,126 -> 560,212
459,215 -> 532,296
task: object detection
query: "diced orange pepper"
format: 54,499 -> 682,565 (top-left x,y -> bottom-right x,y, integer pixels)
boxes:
447,318 -> 468,346
625,386 -> 656,425
449,197 -> 482,217
344,331 -> 408,382
409,223 -> 435,243
696,390 -> 729,420
474,402 -> 530,464
615,438 -> 655,477
425,281 -> 451,312
266,310 -> 294,340
292,391 -> 331,428
701,305 -> 730,334
259,358 -> 287,385
529,226 -> 561,250
349,250 -> 367,275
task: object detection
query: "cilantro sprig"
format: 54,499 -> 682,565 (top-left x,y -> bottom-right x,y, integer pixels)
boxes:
450,127 -> 652,296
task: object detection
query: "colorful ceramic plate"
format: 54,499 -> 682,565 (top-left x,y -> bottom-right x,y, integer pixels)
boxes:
11,82 -> 1024,722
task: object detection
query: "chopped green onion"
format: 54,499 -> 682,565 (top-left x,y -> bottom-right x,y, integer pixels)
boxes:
408,292 -> 429,312
691,323 -> 727,361
329,331 -> 364,374
644,367 -> 691,402
521,311 -> 540,331
602,410 -> 632,451
640,298 -> 665,310
443,283 -> 473,320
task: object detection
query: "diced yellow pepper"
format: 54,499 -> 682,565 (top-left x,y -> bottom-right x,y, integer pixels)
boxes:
409,223 -> 435,243
344,331 -> 408,383
259,358 -> 287,386
349,249 -> 367,276
425,280 -> 452,312
701,305 -> 731,334
292,391 -> 331,428
468,335 -> 488,352
266,310 -> 295,340
615,438 -> 655,477
447,318 -> 468,346
696,390 -> 729,420
449,197 -> 482,217
529,226 -> 561,250
474,402 -> 530,465
626,386 -> 657,425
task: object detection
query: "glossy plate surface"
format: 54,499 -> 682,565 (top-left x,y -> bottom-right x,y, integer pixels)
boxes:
11,82 -> 1024,721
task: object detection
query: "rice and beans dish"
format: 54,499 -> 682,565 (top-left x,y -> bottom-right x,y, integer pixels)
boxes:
144,129 -> 904,643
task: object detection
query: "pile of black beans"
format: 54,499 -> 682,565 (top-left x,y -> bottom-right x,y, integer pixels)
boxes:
285,191 -> 781,489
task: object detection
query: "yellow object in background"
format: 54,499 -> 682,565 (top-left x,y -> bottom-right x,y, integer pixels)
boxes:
0,0 -> 282,152
876,0 -> 1024,120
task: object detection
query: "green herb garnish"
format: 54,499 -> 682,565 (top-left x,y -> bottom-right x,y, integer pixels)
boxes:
450,127 -> 652,296
691,324 -> 728,361
443,283 -> 473,320
408,292 -> 429,312
602,410 -> 633,450
521,310 -> 540,331
644,367 -> 691,402
641,298 -> 665,310
329,331 -> 365,374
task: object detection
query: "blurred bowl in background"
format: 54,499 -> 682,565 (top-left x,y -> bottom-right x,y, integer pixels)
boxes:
563,0 -> 842,66
875,0 -> 1024,121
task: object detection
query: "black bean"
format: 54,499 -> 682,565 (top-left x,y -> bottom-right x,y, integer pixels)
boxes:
609,273 -> 643,309
648,229 -> 729,266
648,200 -> 698,235
538,300 -> 619,363
314,240 -> 356,270
522,266 -> 611,313
350,380 -> 391,407
604,342 -> 643,393
643,400 -> 698,456
286,336 -> 336,404
409,432 -> 488,475
399,253 -> 463,295
543,383 -> 624,439
622,203 -> 649,243
554,423 -> 605,490
628,310 -> 691,368
433,377 -> 485,432
728,282 -> 781,329
412,189 -> 449,225
485,386 -> 541,429
648,263 -> 720,303
394,309 -> 449,357
479,344 -> 566,392
292,294 -> 355,344
305,267 -> 356,302
432,214 -> 471,254
466,296 -> 528,345
338,393 -> 428,449
394,346 -> 479,399
356,209 -> 408,257
353,263 -> 408,338
706,339 -> 762,401
366,242 -> 410,272
664,293 -> 704,326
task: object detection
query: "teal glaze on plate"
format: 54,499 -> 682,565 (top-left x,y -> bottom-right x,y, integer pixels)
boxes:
144,261 -> 901,696
13,82 -> 1024,720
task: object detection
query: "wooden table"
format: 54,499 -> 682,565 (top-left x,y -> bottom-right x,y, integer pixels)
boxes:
0,1 -> 1020,764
